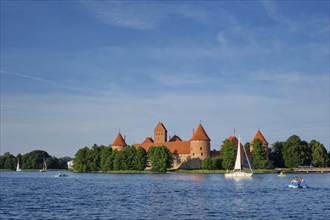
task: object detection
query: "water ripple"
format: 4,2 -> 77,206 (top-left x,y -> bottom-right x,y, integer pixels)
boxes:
0,172 -> 329,219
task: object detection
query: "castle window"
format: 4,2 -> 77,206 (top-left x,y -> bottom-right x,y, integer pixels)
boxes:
201,153 -> 203,156
200,147 -> 202,150
193,153 -> 195,156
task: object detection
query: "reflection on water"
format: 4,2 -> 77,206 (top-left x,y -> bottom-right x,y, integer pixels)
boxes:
168,173 -> 207,181
0,172 -> 329,219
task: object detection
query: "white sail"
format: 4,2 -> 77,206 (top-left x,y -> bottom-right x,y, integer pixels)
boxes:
16,159 -> 21,171
44,159 -> 47,170
39,158 -> 47,172
234,136 -> 241,170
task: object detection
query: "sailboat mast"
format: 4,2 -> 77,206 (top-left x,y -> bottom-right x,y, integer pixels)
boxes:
242,138 -> 253,173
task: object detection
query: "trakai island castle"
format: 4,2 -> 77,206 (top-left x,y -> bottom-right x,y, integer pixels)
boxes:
111,122 -> 269,169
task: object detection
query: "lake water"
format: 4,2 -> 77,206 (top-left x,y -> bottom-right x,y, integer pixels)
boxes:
1,171 -> 329,219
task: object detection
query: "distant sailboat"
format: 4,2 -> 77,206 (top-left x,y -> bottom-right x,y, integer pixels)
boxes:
39,158 -> 47,172
225,135 -> 253,178
16,159 -> 21,172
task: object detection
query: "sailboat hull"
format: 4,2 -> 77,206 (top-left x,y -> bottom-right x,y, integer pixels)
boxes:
225,171 -> 253,178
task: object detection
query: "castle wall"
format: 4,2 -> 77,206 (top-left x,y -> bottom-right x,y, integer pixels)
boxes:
112,145 -> 125,151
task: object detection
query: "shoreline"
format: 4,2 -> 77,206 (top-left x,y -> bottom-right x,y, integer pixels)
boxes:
2,168 -> 329,174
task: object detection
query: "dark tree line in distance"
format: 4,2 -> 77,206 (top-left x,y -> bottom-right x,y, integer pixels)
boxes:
0,150 -> 72,170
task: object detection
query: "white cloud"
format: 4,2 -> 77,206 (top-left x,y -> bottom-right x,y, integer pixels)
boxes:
81,1 -> 170,29
250,69 -> 329,85
81,1 -> 226,30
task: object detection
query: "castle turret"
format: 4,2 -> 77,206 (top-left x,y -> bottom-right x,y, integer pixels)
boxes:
250,129 -> 269,160
111,132 -> 127,151
190,123 -> 210,159
154,122 -> 167,143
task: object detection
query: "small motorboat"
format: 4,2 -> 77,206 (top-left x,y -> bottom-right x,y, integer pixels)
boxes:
288,178 -> 307,188
55,173 -> 68,178
278,171 -> 286,177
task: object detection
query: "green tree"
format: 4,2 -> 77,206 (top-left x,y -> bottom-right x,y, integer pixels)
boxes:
202,157 -> 213,170
269,141 -> 285,168
220,139 -> 236,170
201,157 -> 221,170
104,150 -> 118,171
310,140 -> 329,167
113,150 -> 128,170
124,146 -> 137,170
21,150 -> 50,169
2,152 -> 17,170
100,146 -> 112,171
149,146 -> 172,173
244,142 -> 250,154
251,139 -> 268,169
282,135 -> 305,168
0,155 -> 5,169
1,152 -> 16,170
74,147 -> 91,172
147,146 -> 157,164
47,156 -> 59,169
302,140 -> 312,166
134,147 -> 148,171
89,144 -> 101,171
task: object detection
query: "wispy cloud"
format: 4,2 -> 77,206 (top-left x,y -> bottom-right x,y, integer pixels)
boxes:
250,69 -> 328,85
81,1 -> 169,29
1,70 -> 51,83
1,70 -> 98,94
260,1 -> 297,30
81,1 -> 217,30
147,72 -> 220,87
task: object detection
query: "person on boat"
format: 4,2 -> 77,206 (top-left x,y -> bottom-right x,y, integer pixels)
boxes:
290,178 -> 299,186
299,178 -> 306,187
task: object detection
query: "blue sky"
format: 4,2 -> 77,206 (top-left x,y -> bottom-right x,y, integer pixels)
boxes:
1,1 -> 329,157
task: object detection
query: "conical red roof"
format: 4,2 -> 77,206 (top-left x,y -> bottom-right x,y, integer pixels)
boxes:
227,136 -> 243,147
112,132 -> 127,146
191,124 -> 211,141
251,130 -> 268,145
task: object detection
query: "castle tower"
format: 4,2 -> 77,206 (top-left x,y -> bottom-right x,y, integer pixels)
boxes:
250,129 -> 269,160
111,132 -> 127,151
154,122 -> 167,143
190,123 -> 211,159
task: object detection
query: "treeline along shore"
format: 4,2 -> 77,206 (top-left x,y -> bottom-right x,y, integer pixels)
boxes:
1,134 -> 329,173
0,150 -> 72,170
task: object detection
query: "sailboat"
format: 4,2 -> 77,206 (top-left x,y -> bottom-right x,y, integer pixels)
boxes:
225,135 -> 253,178
16,158 -> 21,172
39,158 -> 47,172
